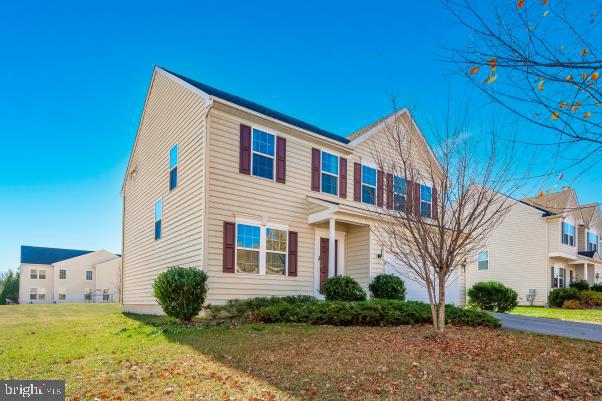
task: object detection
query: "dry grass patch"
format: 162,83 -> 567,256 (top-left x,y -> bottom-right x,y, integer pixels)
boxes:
1,304 -> 600,401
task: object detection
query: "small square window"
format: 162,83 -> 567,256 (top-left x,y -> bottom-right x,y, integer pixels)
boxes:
59,269 -> 66,280
86,271 -> 93,281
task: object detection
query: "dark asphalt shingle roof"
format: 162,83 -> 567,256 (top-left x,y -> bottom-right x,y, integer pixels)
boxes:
161,67 -> 350,144
20,246 -> 94,265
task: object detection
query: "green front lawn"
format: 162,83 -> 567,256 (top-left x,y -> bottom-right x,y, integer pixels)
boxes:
1,304 -> 601,401
510,306 -> 602,324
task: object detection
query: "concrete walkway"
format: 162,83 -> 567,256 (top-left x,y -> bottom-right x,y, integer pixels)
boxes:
491,313 -> 602,342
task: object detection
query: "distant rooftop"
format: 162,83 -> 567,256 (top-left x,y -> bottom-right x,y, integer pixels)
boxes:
20,245 -> 94,265
160,67 -> 351,144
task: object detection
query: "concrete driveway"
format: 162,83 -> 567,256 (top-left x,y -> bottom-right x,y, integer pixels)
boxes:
491,313 -> 602,342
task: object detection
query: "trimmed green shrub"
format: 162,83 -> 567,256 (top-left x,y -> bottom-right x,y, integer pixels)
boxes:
580,290 -> 602,307
467,281 -> 519,313
253,299 -> 500,328
562,299 -> 582,309
369,274 -> 407,300
569,279 -> 589,291
212,295 -> 318,318
590,283 -> 602,292
153,267 -> 208,321
547,288 -> 580,307
323,276 -> 367,301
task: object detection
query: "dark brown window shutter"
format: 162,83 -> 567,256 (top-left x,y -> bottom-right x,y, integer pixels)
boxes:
276,136 -> 286,183
413,182 -> 421,216
288,231 -> 298,276
354,162 -> 362,201
386,173 -> 393,209
239,124 -> 251,175
406,179 -> 413,214
377,170 -> 384,207
311,148 -> 320,191
432,187 -> 439,220
551,266 -> 555,288
223,222 -> 236,273
339,157 -> 347,198
562,269 -> 566,288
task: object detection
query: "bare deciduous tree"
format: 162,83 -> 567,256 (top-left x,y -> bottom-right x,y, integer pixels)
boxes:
366,106 -> 526,332
444,0 -> 602,154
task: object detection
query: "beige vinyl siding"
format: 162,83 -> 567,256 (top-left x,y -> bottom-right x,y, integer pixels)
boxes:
205,105 -> 329,303
465,201 -> 549,306
346,225 -> 371,289
18,264 -> 54,304
122,71 -> 209,307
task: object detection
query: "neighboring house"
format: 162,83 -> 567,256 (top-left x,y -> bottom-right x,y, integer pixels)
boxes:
18,246 -> 121,304
461,189 -> 602,306
121,66 -> 454,314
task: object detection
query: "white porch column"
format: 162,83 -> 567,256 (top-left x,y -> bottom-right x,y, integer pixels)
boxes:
329,217 -> 336,277
584,264 -> 589,284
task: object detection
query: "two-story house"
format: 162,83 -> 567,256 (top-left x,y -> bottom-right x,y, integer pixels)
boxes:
462,189 -> 602,306
121,67 -> 450,314
18,245 -> 121,304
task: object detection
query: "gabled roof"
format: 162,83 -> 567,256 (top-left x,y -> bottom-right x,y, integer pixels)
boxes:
160,68 -> 350,144
580,203 -> 599,226
522,189 -> 576,215
20,246 -> 94,265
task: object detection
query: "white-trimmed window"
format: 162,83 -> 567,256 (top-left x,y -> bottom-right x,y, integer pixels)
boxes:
393,176 -> 407,212
86,270 -> 93,281
30,288 -> 37,300
58,289 -> 66,300
59,269 -> 66,280
154,198 -> 162,240
235,221 -> 288,275
84,288 -> 92,301
38,288 -> 46,301
553,266 -> 565,288
169,144 -> 178,191
266,228 -> 287,275
38,269 -> 46,280
103,289 -> 110,302
477,251 -> 489,270
321,151 -> 339,195
252,128 -> 275,180
361,165 -> 377,205
420,184 -> 432,219
588,232 -> 599,252
562,221 -> 575,246
236,223 -> 261,274
30,269 -> 38,279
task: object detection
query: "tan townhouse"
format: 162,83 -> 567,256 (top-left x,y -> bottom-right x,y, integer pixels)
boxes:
121,67 -> 455,314
462,189 -> 602,306
18,245 -> 121,304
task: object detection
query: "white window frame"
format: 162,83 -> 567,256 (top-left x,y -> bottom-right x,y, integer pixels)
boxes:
38,269 -> 46,280
154,198 -> 163,241
361,163 -> 377,205
420,184 -> 433,219
30,269 -> 38,279
30,288 -> 37,300
251,127 -> 276,181
235,219 -> 288,276
38,288 -> 46,301
393,176 -> 407,212
58,289 -> 66,300
553,266 -> 566,288
477,250 -> 489,270
84,288 -> 92,301
169,143 -> 178,191
587,231 -> 599,252
85,270 -> 93,281
562,221 -> 575,246
320,150 -> 339,196
59,269 -> 66,280
265,226 -> 289,276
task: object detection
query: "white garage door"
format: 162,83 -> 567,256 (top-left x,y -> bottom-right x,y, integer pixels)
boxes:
383,253 -> 460,305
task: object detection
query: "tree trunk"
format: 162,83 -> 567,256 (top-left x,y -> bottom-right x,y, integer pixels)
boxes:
433,277 -> 446,333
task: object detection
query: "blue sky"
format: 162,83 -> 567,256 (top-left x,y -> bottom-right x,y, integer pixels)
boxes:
0,0 -> 599,273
